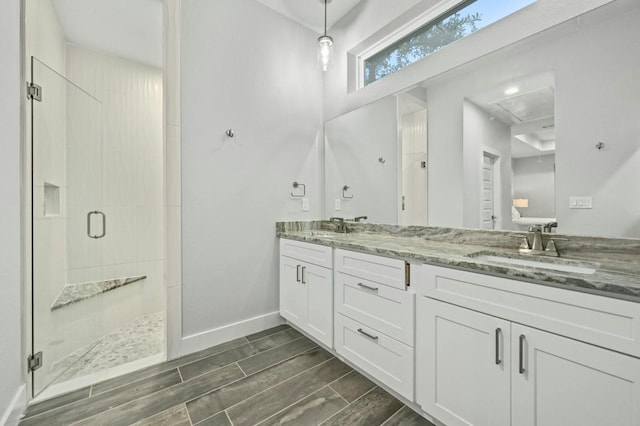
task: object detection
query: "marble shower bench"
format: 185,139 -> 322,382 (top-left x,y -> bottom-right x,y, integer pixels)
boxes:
51,275 -> 147,311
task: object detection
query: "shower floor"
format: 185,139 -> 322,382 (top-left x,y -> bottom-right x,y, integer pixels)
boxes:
50,312 -> 164,386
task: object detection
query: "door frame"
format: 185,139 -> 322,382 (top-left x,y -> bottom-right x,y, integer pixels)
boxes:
480,147 -> 502,230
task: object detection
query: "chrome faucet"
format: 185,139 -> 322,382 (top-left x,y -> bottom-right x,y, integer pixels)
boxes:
330,217 -> 348,233
518,225 -> 560,257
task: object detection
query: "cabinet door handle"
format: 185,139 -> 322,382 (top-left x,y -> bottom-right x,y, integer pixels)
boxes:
301,266 -> 306,284
357,282 -> 378,292
495,328 -> 502,365
357,328 -> 378,341
296,265 -> 301,282
519,334 -> 526,374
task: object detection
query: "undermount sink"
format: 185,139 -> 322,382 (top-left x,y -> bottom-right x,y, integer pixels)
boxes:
467,251 -> 598,275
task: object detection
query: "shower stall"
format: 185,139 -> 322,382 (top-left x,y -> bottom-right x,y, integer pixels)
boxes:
30,51 -> 165,397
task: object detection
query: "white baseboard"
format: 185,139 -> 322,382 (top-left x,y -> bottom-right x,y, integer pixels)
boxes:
179,311 -> 283,357
1,384 -> 26,426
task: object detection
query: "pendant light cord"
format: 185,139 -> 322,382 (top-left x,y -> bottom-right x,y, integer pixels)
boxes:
324,0 -> 327,36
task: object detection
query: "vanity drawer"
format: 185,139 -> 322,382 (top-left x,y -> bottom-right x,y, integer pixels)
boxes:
334,313 -> 414,400
335,272 -> 414,346
415,264 -> 640,358
334,249 -> 406,290
280,238 -> 332,269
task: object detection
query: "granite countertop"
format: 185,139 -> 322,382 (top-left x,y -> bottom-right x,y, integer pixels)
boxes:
276,222 -> 640,303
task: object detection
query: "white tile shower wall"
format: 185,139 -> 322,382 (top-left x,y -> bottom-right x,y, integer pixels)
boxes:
180,0 -> 322,344
65,46 -> 164,317
0,0 -> 25,420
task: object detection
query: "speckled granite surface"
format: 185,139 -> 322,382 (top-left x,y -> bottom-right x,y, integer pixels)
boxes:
51,276 -> 147,311
277,221 -> 640,302
50,312 -> 164,384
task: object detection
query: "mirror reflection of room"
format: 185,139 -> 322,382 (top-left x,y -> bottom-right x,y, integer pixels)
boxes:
464,71 -> 556,232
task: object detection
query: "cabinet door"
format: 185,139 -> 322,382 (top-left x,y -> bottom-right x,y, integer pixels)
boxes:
416,297 -> 511,426
304,263 -> 333,348
279,256 -> 307,326
512,324 -> 640,426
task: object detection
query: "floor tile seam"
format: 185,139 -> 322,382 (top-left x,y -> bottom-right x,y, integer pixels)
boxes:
178,367 -> 184,382
23,389 -> 94,420
65,366 -> 243,426
379,405 -> 406,426
238,335 -> 307,365
183,402 -> 195,426
251,384 -> 342,426
326,384 -> 350,406
316,385 -> 380,426
248,328 -> 297,347
235,362 -> 248,377
203,355 -> 337,422
245,326 -> 291,342
91,363 -> 181,397
179,333 -> 303,382
236,342 -> 318,377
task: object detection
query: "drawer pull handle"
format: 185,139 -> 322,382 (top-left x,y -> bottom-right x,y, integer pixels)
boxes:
357,328 -> 378,341
296,265 -> 301,282
495,328 -> 502,365
357,283 -> 379,292
519,334 -> 526,374
301,266 -> 306,284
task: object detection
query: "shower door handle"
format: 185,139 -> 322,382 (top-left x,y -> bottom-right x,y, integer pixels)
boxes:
87,211 -> 106,239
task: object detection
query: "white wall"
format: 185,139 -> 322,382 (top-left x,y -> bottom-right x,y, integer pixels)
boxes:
463,100 -> 512,230
512,154 -> 556,219
181,0 -> 323,344
0,0 -> 25,422
324,96 -> 399,224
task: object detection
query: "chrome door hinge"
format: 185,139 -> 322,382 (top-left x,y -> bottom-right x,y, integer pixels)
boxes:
27,82 -> 42,102
405,262 -> 411,287
28,352 -> 43,372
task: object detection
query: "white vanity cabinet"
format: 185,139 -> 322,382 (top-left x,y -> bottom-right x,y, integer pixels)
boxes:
279,239 -> 333,348
416,264 -> 640,426
333,249 -> 415,400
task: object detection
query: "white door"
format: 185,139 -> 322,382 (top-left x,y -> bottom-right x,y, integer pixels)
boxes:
416,297 -> 511,426
481,153 -> 497,229
304,263 -> 333,348
400,108 -> 428,226
279,256 -> 307,326
512,324 -> 640,426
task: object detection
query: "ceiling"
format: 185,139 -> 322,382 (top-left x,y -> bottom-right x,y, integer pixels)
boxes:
50,0 -> 358,69
466,72 -> 556,159
255,0 -> 362,34
51,0 -> 163,68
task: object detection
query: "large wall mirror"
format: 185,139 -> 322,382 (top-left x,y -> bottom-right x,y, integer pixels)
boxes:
324,0 -> 640,239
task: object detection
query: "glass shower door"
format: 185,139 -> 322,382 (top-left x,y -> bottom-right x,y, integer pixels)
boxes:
31,57 -> 104,395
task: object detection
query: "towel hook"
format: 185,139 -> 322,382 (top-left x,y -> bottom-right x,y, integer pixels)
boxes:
342,185 -> 354,199
225,129 -> 235,138
291,182 -> 306,197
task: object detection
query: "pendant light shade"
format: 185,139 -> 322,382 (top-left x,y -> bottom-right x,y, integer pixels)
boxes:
318,0 -> 333,71
318,35 -> 334,71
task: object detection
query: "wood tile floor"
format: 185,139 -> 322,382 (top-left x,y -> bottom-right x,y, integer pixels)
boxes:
20,325 -> 434,426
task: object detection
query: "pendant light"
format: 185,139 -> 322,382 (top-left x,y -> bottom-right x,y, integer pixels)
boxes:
317,0 -> 334,71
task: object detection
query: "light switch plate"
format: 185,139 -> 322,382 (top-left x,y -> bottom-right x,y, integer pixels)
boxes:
569,196 -> 593,209
301,198 -> 309,212
335,198 -> 341,211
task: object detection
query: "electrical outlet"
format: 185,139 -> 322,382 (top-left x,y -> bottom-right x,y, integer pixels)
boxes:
335,198 -> 341,211
301,198 -> 309,212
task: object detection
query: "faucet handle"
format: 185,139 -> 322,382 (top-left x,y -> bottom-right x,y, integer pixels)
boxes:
543,239 -> 559,256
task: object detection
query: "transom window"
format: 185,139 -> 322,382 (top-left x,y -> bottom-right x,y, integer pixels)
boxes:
362,0 -> 536,87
